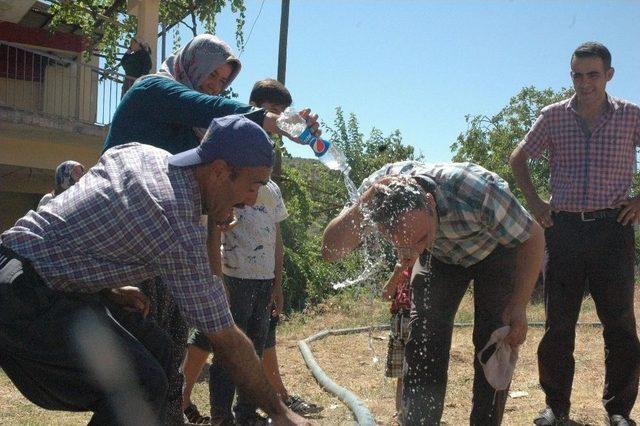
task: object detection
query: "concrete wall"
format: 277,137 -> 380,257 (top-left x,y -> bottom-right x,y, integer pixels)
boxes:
0,54 -> 99,124
0,191 -> 41,233
0,109 -> 105,231
0,78 -> 42,111
41,58 -> 99,123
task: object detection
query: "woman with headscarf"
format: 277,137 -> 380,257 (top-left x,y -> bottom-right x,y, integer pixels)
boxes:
104,34 -> 309,156
102,34 -> 318,426
37,161 -> 86,211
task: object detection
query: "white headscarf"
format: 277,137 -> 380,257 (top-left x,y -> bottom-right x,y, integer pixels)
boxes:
138,34 -> 242,139
150,34 -> 241,91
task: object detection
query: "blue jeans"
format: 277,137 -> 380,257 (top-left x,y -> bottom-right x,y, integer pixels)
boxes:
209,275 -> 274,419
0,245 -> 173,425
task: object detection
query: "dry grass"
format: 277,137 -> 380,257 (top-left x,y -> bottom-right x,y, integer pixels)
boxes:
0,289 -> 636,425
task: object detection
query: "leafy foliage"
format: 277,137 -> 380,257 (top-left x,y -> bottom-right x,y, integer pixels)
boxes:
450,86 -> 574,205
327,107 -> 419,186
47,0 -> 246,68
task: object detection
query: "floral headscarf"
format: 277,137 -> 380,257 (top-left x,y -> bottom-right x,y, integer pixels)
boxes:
154,34 -> 241,92
54,161 -> 84,195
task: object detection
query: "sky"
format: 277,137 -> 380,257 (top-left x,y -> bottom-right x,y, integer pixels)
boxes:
161,0 -> 640,163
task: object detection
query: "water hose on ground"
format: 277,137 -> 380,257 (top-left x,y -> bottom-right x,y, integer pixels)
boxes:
297,321 -> 602,425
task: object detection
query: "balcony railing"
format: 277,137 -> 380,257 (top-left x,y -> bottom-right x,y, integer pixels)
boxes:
0,40 -> 133,126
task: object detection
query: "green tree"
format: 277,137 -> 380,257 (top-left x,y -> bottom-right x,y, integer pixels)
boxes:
48,0 -> 246,67
450,86 -> 574,205
328,107 -> 418,186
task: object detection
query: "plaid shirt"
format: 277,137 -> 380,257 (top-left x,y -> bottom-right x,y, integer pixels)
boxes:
360,161 -> 534,267
520,95 -> 640,211
0,143 -> 233,333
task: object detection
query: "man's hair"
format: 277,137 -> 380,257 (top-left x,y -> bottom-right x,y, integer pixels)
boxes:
573,42 -> 612,69
368,179 -> 429,230
249,78 -> 292,108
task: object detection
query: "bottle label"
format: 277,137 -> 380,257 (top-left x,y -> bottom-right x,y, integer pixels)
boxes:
312,138 -> 330,156
297,127 -> 311,144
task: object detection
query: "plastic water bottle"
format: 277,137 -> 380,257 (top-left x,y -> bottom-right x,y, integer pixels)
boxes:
276,108 -> 350,173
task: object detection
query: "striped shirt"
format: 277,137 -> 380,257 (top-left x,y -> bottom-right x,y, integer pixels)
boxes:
360,161 -> 534,267
0,143 -> 233,333
519,95 -> 640,211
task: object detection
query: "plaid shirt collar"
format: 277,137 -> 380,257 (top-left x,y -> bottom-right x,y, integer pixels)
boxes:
566,93 -> 619,113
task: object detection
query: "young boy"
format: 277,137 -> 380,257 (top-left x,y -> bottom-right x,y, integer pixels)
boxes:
181,79 -> 317,425
382,263 -> 413,425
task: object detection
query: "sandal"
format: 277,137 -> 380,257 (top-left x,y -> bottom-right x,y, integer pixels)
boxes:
184,403 -> 211,425
285,395 -> 323,415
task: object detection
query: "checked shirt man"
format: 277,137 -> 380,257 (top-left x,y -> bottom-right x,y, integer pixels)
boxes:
322,161 -> 545,425
510,42 -> 640,426
0,115 -> 309,426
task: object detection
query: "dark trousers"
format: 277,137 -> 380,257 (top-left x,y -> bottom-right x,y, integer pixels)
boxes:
209,276 -> 273,419
538,214 -> 640,417
403,246 -> 516,426
0,245 -> 173,425
137,277 -> 189,426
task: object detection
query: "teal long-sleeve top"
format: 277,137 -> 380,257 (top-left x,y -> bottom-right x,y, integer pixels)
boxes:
103,76 -> 262,155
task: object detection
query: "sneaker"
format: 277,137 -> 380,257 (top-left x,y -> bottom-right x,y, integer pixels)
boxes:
285,395 -> 323,415
533,406 -> 569,425
608,415 -> 637,426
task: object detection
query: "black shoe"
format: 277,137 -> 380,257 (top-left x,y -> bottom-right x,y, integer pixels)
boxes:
285,395 -> 323,415
608,414 -> 637,426
533,407 -> 569,426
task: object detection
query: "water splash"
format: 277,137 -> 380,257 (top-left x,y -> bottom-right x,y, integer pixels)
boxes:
330,171 -> 389,291
344,172 -> 359,204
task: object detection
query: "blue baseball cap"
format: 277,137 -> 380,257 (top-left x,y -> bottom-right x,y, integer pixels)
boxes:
168,115 -> 274,168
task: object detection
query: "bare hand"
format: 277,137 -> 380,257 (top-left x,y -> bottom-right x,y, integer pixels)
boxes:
216,213 -> 238,231
104,286 -> 150,318
297,108 -> 321,138
501,303 -> 528,347
615,197 -> 640,226
529,198 -> 553,228
278,109 -> 321,145
381,262 -> 409,300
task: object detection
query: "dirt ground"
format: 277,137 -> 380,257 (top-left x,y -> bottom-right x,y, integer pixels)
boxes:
0,291 -> 638,425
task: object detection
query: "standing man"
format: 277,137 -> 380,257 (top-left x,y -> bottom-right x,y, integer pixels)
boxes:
0,115 -> 310,426
510,42 -> 640,426
322,161 -> 545,425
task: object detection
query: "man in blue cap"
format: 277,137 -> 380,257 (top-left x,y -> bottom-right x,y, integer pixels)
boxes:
0,115 -> 311,425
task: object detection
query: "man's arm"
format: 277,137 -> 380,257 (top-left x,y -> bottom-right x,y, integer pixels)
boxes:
322,202 -> 366,261
207,326 -> 310,425
272,223 -> 284,316
502,221 -> 545,347
509,144 -> 553,228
